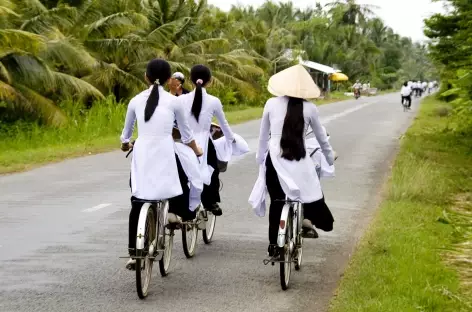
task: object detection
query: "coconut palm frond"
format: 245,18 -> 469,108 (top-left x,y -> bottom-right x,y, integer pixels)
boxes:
212,71 -> 256,97
182,38 -> 230,55
44,37 -> 97,73
2,54 -> 55,91
0,61 -> 11,83
85,62 -> 146,95
146,20 -> 180,47
0,80 -> 24,104
85,36 -> 150,66
87,11 -> 149,38
0,4 -> 19,18
13,83 -> 67,126
53,72 -> 104,100
20,6 -> 78,34
14,0 -> 47,17
0,29 -> 46,54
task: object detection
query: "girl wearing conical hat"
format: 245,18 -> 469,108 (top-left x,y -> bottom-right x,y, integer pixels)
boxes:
249,64 -> 335,257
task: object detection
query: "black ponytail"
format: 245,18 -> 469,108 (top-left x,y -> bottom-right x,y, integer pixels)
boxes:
144,58 -> 171,122
280,97 -> 306,161
145,84 -> 160,122
192,82 -> 203,121
190,65 -> 211,122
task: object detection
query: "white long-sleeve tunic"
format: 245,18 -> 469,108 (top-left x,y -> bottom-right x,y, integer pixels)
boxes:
249,96 -> 334,216
176,88 -> 235,185
120,86 -> 202,210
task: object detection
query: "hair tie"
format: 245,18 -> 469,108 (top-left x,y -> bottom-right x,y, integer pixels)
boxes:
154,79 -> 160,85
196,79 -> 203,85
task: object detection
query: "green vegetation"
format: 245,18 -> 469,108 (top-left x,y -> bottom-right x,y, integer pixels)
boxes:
425,0 -> 472,135
329,97 -> 472,312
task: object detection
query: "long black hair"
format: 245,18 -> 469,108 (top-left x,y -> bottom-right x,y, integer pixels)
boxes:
190,65 -> 211,122
144,58 -> 171,122
280,97 -> 306,161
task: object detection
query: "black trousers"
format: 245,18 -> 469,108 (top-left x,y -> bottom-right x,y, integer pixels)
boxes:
401,95 -> 411,107
266,155 -> 334,245
128,155 -> 194,255
201,139 -> 221,208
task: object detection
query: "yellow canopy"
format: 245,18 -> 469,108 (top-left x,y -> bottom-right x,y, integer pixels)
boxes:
330,72 -> 349,81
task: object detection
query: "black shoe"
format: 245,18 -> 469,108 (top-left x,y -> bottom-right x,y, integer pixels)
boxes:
268,245 -> 280,258
206,203 -> 222,216
302,227 -> 319,239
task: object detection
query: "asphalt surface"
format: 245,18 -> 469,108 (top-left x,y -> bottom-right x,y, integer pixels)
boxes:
0,93 -> 420,312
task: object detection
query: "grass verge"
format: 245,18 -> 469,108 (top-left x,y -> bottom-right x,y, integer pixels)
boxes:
329,97 -> 472,311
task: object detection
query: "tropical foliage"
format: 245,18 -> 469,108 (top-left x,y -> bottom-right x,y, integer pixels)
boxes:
425,0 -> 472,134
1,0 -> 430,125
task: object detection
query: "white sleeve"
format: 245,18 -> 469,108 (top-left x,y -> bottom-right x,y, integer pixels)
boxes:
174,98 -> 194,144
256,103 -> 270,165
214,100 -> 235,142
308,104 -> 334,165
120,99 -> 136,143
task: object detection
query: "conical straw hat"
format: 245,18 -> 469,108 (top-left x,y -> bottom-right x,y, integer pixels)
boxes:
268,64 -> 321,99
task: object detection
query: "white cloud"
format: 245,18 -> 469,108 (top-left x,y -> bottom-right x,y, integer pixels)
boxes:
206,0 -> 446,41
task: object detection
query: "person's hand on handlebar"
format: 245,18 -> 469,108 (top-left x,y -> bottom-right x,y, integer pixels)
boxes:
195,146 -> 204,157
121,141 -> 134,152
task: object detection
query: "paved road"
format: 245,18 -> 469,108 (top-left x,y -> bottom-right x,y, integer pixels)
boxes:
0,94 -> 419,312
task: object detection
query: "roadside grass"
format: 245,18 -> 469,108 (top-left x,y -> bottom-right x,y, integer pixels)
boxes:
329,97 -> 472,312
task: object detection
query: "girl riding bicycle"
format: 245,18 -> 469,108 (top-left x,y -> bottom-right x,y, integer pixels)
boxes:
174,65 -> 236,217
249,64 -> 335,257
120,59 -> 203,269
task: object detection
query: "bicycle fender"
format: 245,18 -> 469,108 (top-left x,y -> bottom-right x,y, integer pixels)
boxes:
136,203 -> 152,250
277,204 -> 292,248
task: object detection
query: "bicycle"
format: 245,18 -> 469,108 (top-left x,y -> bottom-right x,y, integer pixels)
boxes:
122,142 -> 174,299
263,199 -> 304,290
180,204 -> 216,258
263,130 -> 336,290
172,125 -> 220,256
402,97 -> 410,112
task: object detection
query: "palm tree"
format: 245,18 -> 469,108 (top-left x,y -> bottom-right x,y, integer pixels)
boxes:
327,0 -> 377,26
1,0 -> 103,125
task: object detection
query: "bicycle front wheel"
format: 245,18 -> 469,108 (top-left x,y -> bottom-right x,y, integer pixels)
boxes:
202,211 -> 216,244
135,205 -> 156,299
280,210 -> 293,291
182,223 -> 198,258
159,227 -> 173,277
295,237 -> 303,271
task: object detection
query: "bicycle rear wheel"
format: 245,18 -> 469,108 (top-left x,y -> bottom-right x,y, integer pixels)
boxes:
135,205 -> 156,299
280,210 -> 293,291
182,222 -> 198,258
202,211 -> 216,244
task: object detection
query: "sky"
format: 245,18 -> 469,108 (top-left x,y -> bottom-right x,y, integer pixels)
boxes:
206,0 -> 447,42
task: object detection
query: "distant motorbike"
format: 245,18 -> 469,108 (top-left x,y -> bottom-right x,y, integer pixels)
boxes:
354,88 -> 360,100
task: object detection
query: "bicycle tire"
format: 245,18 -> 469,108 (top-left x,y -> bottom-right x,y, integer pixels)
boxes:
202,211 -> 216,244
135,206 -> 156,299
280,209 -> 293,291
295,237 -> 303,271
182,223 -> 198,258
159,227 -> 173,277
